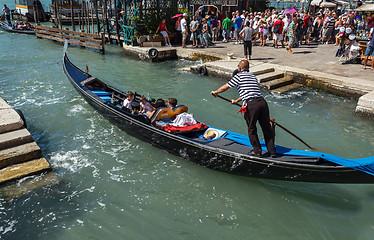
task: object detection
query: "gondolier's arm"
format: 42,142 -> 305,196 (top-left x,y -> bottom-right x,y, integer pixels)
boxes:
211,84 -> 229,97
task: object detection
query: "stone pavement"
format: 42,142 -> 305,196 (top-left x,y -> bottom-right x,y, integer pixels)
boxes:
176,40 -> 374,82
171,40 -> 374,118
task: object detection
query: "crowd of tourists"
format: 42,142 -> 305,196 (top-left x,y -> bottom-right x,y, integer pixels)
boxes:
157,8 -> 373,63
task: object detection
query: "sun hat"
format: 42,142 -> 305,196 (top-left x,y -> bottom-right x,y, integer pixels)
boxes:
203,129 -> 220,140
183,13 -> 188,17
203,128 -> 227,140
348,34 -> 356,40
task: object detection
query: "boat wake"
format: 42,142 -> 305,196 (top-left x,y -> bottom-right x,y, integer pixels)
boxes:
49,150 -> 94,174
68,104 -> 90,116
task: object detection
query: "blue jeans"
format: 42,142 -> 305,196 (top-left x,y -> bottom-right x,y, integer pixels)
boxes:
364,45 -> 374,57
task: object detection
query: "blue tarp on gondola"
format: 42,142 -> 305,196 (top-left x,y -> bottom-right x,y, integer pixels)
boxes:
208,126 -> 374,176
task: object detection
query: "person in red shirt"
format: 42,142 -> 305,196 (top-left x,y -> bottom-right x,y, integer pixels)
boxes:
301,13 -> 311,44
155,19 -> 172,47
273,15 -> 285,48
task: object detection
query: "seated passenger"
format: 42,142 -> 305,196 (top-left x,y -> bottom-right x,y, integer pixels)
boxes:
166,98 -> 178,109
122,91 -> 134,111
154,98 -> 166,108
12,21 -> 18,29
139,96 -> 155,115
25,21 -> 33,30
17,22 -> 24,30
147,98 -> 166,118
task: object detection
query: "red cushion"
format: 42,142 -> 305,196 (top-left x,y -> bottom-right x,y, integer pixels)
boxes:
162,123 -> 208,133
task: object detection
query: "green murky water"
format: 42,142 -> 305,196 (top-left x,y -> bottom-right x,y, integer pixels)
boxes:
1,2 -> 374,239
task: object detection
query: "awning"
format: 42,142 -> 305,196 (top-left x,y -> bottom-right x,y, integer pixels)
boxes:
310,0 -> 322,6
355,4 -> 374,12
320,1 -> 336,8
334,0 -> 349,6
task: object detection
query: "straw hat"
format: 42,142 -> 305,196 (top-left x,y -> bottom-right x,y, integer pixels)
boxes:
203,129 -> 220,140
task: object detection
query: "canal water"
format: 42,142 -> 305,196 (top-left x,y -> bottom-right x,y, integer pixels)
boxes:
1,14 -> 374,240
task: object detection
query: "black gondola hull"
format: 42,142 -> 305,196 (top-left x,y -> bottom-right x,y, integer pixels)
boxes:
63,53 -> 374,184
0,21 -> 35,34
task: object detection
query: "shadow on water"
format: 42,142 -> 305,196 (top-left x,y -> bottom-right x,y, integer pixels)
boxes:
258,179 -> 362,212
364,190 -> 374,199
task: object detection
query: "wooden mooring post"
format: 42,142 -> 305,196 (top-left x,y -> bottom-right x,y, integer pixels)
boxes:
70,0 -> 75,31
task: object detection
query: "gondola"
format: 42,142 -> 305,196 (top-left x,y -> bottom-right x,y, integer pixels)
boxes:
63,50 -> 374,184
0,20 -> 35,35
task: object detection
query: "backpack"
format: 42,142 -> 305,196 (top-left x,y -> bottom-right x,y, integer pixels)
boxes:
273,22 -> 281,34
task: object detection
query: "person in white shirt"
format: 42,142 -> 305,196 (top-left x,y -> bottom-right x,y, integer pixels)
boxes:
283,13 -> 291,42
252,16 -> 260,45
181,13 -> 189,48
122,91 -> 134,111
241,10 -> 246,20
139,96 -> 154,114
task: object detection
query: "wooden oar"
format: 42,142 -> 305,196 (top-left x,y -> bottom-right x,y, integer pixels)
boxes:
213,93 -> 315,150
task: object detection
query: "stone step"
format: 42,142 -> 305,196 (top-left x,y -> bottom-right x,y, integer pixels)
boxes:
257,71 -> 284,83
0,128 -> 34,150
252,67 -> 275,76
262,78 -> 295,90
141,41 -> 162,47
0,172 -> 57,199
0,142 -> 41,169
0,98 -> 11,110
0,109 -> 24,134
355,90 -> 374,118
0,158 -> 51,185
272,83 -> 304,94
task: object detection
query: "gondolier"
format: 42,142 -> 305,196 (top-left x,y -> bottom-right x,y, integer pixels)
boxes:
211,59 -> 276,158
2,4 -> 11,25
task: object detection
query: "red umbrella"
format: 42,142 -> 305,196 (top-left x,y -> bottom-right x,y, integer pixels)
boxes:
171,13 -> 183,19
283,8 -> 298,15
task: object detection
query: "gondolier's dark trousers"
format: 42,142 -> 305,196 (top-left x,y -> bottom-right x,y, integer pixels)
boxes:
5,15 -> 11,25
244,97 -> 275,155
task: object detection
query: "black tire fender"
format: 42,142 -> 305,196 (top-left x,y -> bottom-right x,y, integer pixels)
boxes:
148,48 -> 159,59
198,65 -> 207,75
14,109 -> 27,128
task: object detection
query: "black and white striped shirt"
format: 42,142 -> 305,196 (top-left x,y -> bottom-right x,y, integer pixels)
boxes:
327,17 -> 335,29
227,70 -> 262,101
